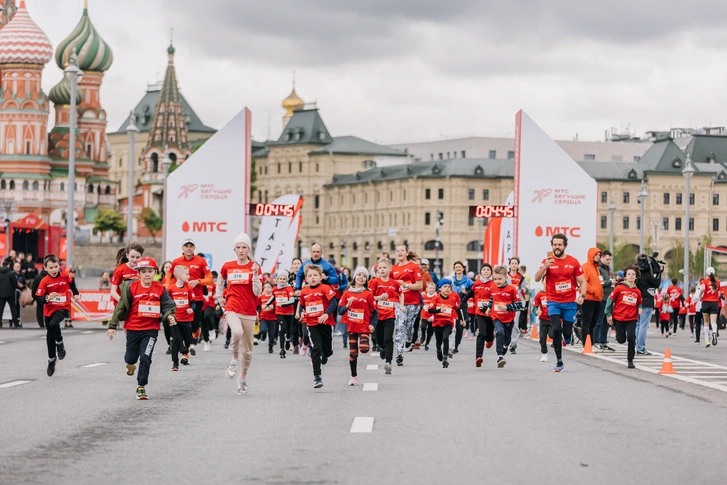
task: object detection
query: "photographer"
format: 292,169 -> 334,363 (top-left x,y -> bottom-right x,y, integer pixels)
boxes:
635,253 -> 664,355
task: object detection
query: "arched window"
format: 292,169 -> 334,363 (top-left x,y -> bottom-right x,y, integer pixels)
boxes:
424,240 -> 443,251
466,240 -> 483,252
169,153 -> 177,163
9,180 -> 15,190
60,182 -> 65,192
32,181 -> 38,191
105,185 -> 111,195
389,241 -> 395,251
151,152 -> 159,173
22,181 -> 29,191
87,184 -> 94,194
1,180 -> 6,190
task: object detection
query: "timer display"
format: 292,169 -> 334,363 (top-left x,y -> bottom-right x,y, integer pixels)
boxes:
248,203 -> 296,217
468,205 -> 516,218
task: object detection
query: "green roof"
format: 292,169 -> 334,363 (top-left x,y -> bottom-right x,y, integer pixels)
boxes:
685,135 -> 727,164
0,173 -> 51,180
268,109 -> 333,146
309,136 -> 407,157
113,87 -> 216,134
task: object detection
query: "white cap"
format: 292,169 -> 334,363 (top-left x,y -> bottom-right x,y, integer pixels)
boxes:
352,266 -> 369,280
707,266 -> 716,276
234,233 -> 252,249
421,259 -> 429,265
276,269 -> 289,278
182,238 -> 195,247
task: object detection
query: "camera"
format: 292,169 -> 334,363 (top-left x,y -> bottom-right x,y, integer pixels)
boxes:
637,252 -> 664,278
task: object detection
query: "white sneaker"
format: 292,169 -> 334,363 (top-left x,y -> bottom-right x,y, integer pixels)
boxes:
226,361 -> 238,379
540,354 -> 548,362
203,341 -> 210,352
237,378 -> 248,395
348,376 -> 358,386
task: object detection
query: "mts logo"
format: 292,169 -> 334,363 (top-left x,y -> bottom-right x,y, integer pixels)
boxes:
535,226 -> 581,238
182,221 -> 228,233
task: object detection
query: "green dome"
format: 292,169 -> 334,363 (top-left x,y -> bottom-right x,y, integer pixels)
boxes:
48,75 -> 83,106
167,43 -> 175,55
55,4 -> 113,72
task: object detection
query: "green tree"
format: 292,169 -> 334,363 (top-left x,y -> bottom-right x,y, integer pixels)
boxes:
612,240 -> 640,273
141,208 -> 163,243
94,207 -> 126,243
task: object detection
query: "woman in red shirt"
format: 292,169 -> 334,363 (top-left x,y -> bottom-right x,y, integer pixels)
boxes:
698,267 -> 721,347
338,266 -> 377,386
216,233 -> 262,395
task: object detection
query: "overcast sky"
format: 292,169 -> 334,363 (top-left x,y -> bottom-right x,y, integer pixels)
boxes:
33,0 -> 727,144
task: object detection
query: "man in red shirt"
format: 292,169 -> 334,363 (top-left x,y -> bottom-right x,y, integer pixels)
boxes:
391,245 -> 422,367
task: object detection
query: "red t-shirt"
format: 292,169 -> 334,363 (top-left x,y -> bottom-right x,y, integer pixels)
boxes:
667,286 -> 683,309
273,286 -> 295,316
701,278 -> 722,303
36,271 -> 75,317
220,260 -> 262,316
539,255 -> 584,303
533,290 -> 549,321
489,284 -> 521,323
110,263 -> 138,297
609,284 -> 642,322
368,277 -> 401,320
300,284 -> 336,326
428,294 -> 459,327
258,294 -> 277,321
340,289 -> 376,334
166,282 -> 194,323
421,291 -> 436,321
688,296 -> 697,314
170,255 -> 211,301
509,272 -> 523,288
391,261 -> 422,306
659,304 -> 671,321
124,280 -> 166,331
472,279 -> 493,317
202,284 -> 216,311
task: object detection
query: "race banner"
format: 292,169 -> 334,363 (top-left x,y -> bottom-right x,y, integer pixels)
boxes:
71,290 -> 115,321
164,108 -> 252,270
482,191 -> 514,266
254,194 -> 304,274
514,110 -> 598,271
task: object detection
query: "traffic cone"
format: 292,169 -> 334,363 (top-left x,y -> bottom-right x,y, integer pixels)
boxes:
581,334 -> 594,354
530,324 -> 539,341
547,335 -> 553,343
658,348 -> 677,375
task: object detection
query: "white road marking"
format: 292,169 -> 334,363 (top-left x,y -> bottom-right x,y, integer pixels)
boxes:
81,363 -> 108,368
366,365 -> 378,370
38,336 -> 45,340
350,417 -> 374,433
0,380 -> 32,389
362,383 -> 378,392
81,331 -> 94,334
0,340 -> 6,344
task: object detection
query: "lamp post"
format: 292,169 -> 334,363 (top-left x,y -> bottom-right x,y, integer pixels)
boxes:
608,199 -> 615,271
3,199 -> 13,261
64,50 -> 83,270
637,180 -> 648,254
683,156 -> 695,287
126,111 -> 139,243
161,148 -> 172,261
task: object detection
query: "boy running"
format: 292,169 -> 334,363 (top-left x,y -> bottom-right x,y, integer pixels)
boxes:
369,258 -> 404,374
166,266 -> 195,370
489,265 -> 523,369
427,279 -> 459,368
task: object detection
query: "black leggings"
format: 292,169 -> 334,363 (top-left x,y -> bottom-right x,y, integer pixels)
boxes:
420,318 -> 434,346
163,318 -> 172,346
44,310 -> 68,359
548,314 -> 573,361
375,318 -> 395,363
454,318 -> 464,351
434,325 -> 452,360
277,314 -> 297,349
614,319 -> 637,361
580,300 -> 600,346
308,325 -> 333,377
475,315 -> 494,358
660,317 -> 670,334
171,324 -> 194,365
125,329 -> 158,387
539,319 -> 551,354
669,311 -> 679,334
694,312 -> 704,342
348,333 -> 370,377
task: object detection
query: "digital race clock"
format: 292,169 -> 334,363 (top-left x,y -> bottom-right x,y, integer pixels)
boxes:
247,203 -> 296,217
468,205 -> 516,218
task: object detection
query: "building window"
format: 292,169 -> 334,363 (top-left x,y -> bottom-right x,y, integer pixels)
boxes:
676,193 -> 682,205
438,189 -> 444,199
446,152 -> 450,159
389,191 -> 393,201
507,151 -> 515,159
59,182 -> 64,192
637,216 -> 641,230
425,188 -> 431,200
316,216 -> 319,225
623,192 -> 630,204
663,217 -> 669,231
714,218 -> 720,232
22,180 -> 28,191
425,212 -> 431,225
714,194 -> 720,206
675,218 -> 682,231
258,191 -> 262,203
264,166 -> 268,175
403,190 -> 406,201
468,215 -> 475,226
584,154 -> 596,160
316,163 -> 319,172
623,216 -> 629,230
634,156 -> 641,162
299,161 -> 302,172
601,216 -> 607,229
663,193 -> 670,205
288,162 -> 292,173
32,181 -> 38,191
689,218 -> 694,231
277,163 -> 281,174
483,189 -> 489,201
601,192 -> 607,203
264,190 -> 268,202
314,195 -> 319,209
488,150 -> 496,159
689,194 -> 695,205
468,189 -> 475,200
438,153 -> 443,160
461,151 -> 466,158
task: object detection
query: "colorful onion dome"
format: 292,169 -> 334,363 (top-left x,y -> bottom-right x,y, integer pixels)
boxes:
55,1 -> 113,72
48,74 -> 83,105
0,0 -> 52,65
0,1 -> 18,29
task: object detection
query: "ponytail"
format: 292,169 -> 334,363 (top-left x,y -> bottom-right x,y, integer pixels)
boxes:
114,248 -> 128,266
709,273 -> 718,291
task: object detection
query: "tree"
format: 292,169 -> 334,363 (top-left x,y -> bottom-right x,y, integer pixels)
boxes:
141,208 -> 163,243
94,207 -> 126,243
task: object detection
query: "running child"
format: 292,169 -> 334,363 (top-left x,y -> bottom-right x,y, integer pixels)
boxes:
533,288 -> 550,362
427,279 -> 459,368
369,258 -> 404,374
273,270 -> 298,355
473,263 -> 495,367
258,282 -> 278,354
106,257 -> 176,400
420,281 -> 437,351
605,265 -> 643,369
696,267 -> 721,348
35,254 -> 80,377
166,266 -> 195,370
488,265 -> 523,369
658,293 -> 671,337
338,266 -> 377,385
110,242 -> 144,302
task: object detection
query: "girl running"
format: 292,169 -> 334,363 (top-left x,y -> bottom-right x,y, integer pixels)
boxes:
274,270 -> 298,355
687,287 -> 697,338
159,261 -> 173,354
110,242 -> 144,302
473,264 -> 494,367
697,267 -> 721,348
427,279 -> 459,368
166,266 -> 195,370
258,282 -> 277,354
533,288 -> 550,362
420,281 -> 437,351
606,265 -> 643,369
449,261 -> 473,355
369,258 -> 404,374
658,292 -> 671,337
338,266 -> 377,386
506,257 -> 528,353
666,278 -> 683,335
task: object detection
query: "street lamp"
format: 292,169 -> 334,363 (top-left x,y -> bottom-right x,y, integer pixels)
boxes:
161,148 -> 172,261
64,50 -> 83,270
3,199 -> 13,261
126,111 -> 139,243
608,199 -> 616,271
683,156 -> 695,287
637,180 -> 648,254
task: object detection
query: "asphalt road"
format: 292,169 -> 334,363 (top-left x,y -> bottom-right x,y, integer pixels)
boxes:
1,324 -> 727,485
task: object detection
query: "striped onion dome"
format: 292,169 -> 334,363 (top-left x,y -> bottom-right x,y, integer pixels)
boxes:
55,2 -> 113,72
0,0 -> 53,65
48,74 -> 83,105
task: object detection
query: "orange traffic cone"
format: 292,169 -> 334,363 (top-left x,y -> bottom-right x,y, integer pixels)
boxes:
581,334 -> 594,354
547,335 -> 553,343
530,324 -> 539,341
658,348 -> 677,375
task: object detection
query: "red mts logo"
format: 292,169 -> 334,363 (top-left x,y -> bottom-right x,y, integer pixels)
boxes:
535,226 -> 581,238
182,222 -> 228,233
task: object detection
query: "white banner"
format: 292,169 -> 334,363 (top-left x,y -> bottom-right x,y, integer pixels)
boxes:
164,108 -> 251,270
514,110 -> 598,271
253,194 -> 304,274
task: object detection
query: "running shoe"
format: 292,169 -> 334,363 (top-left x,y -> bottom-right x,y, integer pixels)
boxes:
442,360 -> 449,368
224,339 -> 230,350
706,341 -> 711,348
636,350 -> 651,355
192,329 -> 201,340
406,340 -> 412,349
237,378 -> 248,395
280,349 -> 286,359
384,362 -> 392,374
300,345 -> 308,356
136,387 -> 148,400
408,346 -> 414,352
424,345 -> 430,351
414,342 -> 421,349
313,376 -> 323,388
348,376 -> 358,386
171,365 -> 178,371
447,351 -> 453,359
56,342 -> 66,360
189,345 -> 196,356
293,346 -> 299,355
509,346 -> 516,355
203,341 -> 210,352
554,361 -> 564,372
322,355 -> 328,365
47,359 -> 56,377
166,346 -> 172,355
485,341 -> 493,349
713,333 -> 718,346
497,356 -> 506,368
226,361 -> 238,378
268,347 -> 273,354
253,338 -> 259,346
540,354 -> 548,362
396,355 -> 403,367
126,363 -> 136,376
627,360 -> 635,369
603,345 -> 615,352
475,357 -> 483,367
436,350 -> 443,362
453,349 -> 459,354
380,348 -> 386,360
181,354 -> 189,365
563,337 -> 571,346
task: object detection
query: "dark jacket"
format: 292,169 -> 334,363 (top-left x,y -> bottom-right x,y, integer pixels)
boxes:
637,266 -> 662,308
599,263 -> 614,302
32,270 -> 48,304
0,266 -> 18,298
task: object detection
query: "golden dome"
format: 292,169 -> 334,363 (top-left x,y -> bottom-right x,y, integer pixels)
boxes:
282,85 -> 304,117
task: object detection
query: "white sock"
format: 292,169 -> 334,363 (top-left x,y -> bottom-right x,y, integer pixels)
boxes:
230,357 -> 239,364
48,357 -> 56,362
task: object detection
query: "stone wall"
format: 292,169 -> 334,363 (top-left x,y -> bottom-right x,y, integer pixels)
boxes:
75,243 -> 162,275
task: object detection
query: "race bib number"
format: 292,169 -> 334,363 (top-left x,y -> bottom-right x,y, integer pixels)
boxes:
623,295 -> 638,305
379,300 -> 396,308
440,306 -> 452,315
598,275 -> 604,283
173,298 -> 188,307
541,298 -> 548,307
139,300 -> 161,318
227,270 -> 250,285
50,295 -> 67,304
347,310 -> 364,322
467,300 -> 474,309
276,297 -> 287,304
555,281 -> 572,293
307,303 -> 324,315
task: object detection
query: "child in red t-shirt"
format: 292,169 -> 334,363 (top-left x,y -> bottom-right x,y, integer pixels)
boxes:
338,266 -> 377,386
473,264 -> 494,366
427,279 -> 460,368
258,282 -> 277,355
420,281 -> 437,350
658,293 -> 672,337
606,265 -> 643,367
533,289 -> 550,362
273,270 -> 297,356
368,258 -> 403,375
488,265 -> 523,369
166,265 -> 195,370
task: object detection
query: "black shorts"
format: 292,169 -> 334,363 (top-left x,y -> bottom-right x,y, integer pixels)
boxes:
701,301 -> 721,315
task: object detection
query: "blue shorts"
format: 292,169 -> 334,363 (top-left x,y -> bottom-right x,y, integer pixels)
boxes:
546,301 -> 578,323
